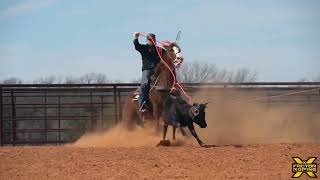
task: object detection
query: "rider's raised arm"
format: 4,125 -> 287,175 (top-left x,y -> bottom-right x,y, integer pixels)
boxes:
133,38 -> 147,53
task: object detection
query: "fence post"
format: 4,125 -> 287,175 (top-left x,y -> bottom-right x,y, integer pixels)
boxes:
90,91 -> 93,131
44,91 -> 47,143
58,96 -> 61,144
117,90 -> 121,121
11,90 -> 16,146
100,96 -> 104,129
0,86 -> 3,146
113,85 -> 118,124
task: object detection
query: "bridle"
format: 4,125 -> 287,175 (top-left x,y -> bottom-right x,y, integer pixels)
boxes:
162,44 -> 183,69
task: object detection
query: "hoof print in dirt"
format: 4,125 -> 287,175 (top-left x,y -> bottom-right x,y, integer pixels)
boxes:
156,140 -> 171,147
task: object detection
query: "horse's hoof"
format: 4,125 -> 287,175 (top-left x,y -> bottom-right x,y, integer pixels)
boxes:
156,140 -> 171,147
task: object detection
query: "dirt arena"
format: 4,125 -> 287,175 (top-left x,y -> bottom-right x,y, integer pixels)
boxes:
1,91 -> 319,179
0,143 -> 319,179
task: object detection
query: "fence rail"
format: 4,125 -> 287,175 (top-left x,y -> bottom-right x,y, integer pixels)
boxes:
1,82 -> 319,146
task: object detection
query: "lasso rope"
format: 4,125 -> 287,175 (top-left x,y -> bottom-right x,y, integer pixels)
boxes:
140,33 -> 193,104
206,86 -> 320,104
245,86 -> 320,103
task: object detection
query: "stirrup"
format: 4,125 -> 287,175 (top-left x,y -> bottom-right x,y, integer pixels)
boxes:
132,94 -> 139,101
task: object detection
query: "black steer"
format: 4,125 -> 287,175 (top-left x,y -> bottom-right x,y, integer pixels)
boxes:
161,95 -> 208,147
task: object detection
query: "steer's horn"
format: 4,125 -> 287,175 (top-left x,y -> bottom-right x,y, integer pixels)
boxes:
203,102 -> 209,107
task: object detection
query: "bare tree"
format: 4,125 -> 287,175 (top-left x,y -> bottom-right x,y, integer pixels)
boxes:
78,73 -> 111,84
297,78 -> 310,82
33,75 -> 62,84
229,68 -> 257,82
30,73 -> 111,84
113,79 -> 123,83
177,62 -> 219,83
177,62 -> 257,83
1,77 -> 23,84
64,76 -> 81,84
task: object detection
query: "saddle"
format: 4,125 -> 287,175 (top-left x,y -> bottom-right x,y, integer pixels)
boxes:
132,68 -> 176,101
132,85 -> 181,101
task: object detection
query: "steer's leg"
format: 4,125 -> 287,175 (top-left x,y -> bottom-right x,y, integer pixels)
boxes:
187,124 -> 206,147
180,127 -> 187,136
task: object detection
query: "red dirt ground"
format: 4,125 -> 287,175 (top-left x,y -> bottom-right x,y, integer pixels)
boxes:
0,143 -> 319,179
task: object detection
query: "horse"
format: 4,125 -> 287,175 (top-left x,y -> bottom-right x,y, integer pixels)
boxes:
123,41 -> 186,135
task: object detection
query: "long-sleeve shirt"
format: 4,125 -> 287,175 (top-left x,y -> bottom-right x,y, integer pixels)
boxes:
133,38 -> 162,71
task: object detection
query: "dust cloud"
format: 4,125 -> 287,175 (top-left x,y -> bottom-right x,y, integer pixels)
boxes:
73,89 -> 319,147
73,123 -> 194,148
194,89 -> 320,145
74,125 -> 158,147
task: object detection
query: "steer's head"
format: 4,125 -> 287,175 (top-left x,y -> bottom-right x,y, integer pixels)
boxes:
189,103 -> 208,128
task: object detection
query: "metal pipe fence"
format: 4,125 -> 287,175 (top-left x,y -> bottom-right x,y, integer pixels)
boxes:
0,82 -> 319,146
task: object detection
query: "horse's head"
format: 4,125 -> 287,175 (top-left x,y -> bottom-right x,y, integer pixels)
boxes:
161,42 -> 184,68
190,103 -> 208,128
152,41 -> 184,87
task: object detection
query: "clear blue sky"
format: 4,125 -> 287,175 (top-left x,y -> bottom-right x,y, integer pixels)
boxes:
0,0 -> 319,82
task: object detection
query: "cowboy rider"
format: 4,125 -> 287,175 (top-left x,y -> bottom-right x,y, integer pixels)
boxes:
133,32 -> 164,112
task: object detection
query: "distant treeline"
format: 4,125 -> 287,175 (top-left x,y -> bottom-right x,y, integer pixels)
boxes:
1,62 -> 319,84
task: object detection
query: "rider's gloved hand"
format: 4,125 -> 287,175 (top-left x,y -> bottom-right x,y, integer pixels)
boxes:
134,32 -> 140,39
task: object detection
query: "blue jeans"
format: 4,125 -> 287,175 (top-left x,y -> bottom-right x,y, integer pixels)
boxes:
139,69 -> 154,108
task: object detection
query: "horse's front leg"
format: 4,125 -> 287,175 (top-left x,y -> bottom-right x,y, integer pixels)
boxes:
156,123 -> 169,147
172,126 -> 176,140
163,123 -> 168,140
152,104 -> 162,133
187,124 -> 207,147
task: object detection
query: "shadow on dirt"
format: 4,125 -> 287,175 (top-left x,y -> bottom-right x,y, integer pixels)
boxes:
156,140 -> 245,148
